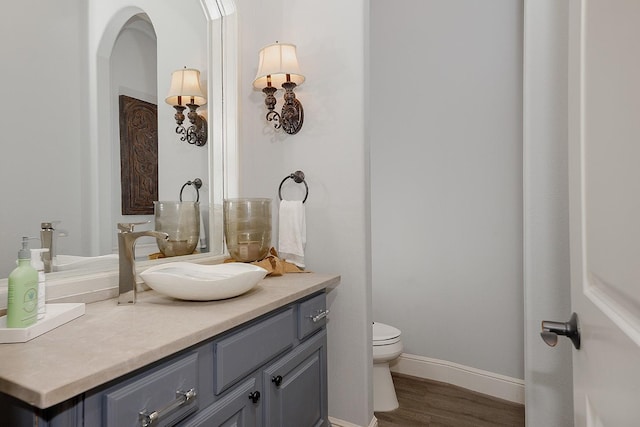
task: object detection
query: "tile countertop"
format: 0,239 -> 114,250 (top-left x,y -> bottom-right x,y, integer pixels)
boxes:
0,272 -> 340,409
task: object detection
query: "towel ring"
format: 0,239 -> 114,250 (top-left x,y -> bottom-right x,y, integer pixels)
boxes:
278,171 -> 308,203
179,178 -> 202,202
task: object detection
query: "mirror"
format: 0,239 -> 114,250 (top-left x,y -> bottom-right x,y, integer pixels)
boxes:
0,0 -> 238,279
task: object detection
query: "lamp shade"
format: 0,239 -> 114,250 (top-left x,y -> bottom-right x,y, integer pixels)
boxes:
253,43 -> 305,89
165,68 -> 207,106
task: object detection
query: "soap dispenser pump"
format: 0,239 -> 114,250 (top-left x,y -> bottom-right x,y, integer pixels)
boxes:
7,237 -> 39,328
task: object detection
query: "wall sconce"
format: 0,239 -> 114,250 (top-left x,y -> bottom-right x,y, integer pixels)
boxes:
253,42 -> 305,135
165,67 -> 208,146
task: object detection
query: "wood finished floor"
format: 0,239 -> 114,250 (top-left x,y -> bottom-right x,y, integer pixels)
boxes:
374,373 -> 525,427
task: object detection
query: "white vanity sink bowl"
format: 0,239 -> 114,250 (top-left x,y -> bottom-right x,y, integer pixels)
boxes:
140,262 -> 268,301
54,254 -> 119,272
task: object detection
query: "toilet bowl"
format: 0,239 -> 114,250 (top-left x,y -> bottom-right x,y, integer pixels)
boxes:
373,322 -> 403,412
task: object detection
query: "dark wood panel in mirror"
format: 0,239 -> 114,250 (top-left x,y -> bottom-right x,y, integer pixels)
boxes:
119,95 -> 158,215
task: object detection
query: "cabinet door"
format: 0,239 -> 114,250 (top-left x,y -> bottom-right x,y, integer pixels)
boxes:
179,377 -> 260,427
263,330 -> 327,427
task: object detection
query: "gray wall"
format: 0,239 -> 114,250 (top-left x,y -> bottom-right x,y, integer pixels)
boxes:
370,0 -> 525,379
0,1 -> 88,277
235,0 -> 373,425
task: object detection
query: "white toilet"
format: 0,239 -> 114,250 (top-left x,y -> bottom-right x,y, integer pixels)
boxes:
372,321 -> 403,412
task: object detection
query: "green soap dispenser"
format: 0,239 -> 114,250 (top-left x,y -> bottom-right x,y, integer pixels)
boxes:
7,237 -> 39,328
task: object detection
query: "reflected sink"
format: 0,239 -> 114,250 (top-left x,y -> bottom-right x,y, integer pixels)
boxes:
140,262 -> 267,301
54,254 -> 119,272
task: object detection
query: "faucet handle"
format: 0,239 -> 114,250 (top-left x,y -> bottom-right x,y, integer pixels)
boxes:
118,221 -> 150,233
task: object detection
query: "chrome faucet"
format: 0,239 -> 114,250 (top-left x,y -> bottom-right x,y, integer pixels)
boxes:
117,222 -> 168,305
40,222 -> 55,273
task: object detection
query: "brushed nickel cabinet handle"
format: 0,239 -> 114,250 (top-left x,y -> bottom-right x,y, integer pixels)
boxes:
139,388 -> 197,426
308,309 -> 330,323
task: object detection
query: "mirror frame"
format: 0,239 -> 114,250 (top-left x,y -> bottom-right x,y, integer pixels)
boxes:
87,0 -> 237,275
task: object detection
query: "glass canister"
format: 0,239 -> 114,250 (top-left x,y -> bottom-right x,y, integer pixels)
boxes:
223,198 -> 272,262
154,201 -> 200,257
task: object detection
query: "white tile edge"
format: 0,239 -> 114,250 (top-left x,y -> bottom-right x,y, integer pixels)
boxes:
0,303 -> 85,343
390,353 -> 525,404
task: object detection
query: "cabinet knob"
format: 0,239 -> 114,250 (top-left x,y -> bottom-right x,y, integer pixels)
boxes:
248,390 -> 261,403
271,375 -> 283,387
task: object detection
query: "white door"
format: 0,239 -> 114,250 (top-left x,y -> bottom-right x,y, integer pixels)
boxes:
567,0 -> 640,425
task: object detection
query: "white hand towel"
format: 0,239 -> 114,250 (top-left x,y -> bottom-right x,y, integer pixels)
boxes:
278,200 -> 306,268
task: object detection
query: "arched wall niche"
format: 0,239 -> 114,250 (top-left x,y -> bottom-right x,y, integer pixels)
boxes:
109,13 -> 158,256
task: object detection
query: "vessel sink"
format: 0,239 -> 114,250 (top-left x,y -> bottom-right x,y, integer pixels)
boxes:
140,262 -> 267,301
54,254 -> 119,272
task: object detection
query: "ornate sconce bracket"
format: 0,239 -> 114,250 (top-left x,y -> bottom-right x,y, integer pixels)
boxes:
262,83 -> 304,135
173,104 -> 207,146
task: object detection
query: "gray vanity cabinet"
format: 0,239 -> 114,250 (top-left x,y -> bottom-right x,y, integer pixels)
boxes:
178,376 -> 260,426
179,292 -> 328,427
263,330 -> 327,427
0,394 -> 83,427
0,291 -> 328,427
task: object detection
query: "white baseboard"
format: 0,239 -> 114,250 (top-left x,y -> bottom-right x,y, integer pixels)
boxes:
329,415 -> 378,427
389,353 -> 525,404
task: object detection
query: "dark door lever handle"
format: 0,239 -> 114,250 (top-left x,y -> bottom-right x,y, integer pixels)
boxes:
541,312 -> 581,350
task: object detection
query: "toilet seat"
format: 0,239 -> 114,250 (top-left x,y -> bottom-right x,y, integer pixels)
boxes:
373,322 -> 401,346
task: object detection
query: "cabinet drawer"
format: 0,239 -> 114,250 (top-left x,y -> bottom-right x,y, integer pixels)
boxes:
104,352 -> 199,427
214,308 -> 294,394
297,293 -> 327,340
